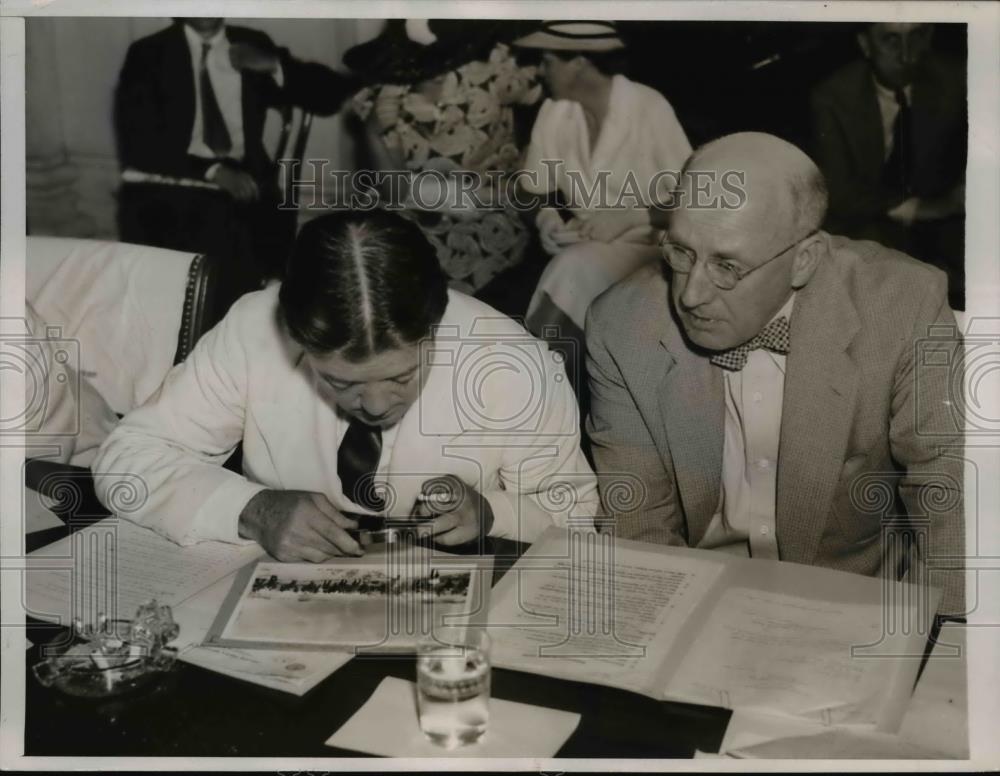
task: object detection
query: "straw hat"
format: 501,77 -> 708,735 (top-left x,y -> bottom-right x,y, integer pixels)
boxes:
512,21 -> 625,52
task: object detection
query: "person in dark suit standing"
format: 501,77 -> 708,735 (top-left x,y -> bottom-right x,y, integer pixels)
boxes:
810,23 -> 966,309
115,18 -> 356,305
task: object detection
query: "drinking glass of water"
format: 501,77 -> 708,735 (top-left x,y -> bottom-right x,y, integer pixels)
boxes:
416,627 -> 491,749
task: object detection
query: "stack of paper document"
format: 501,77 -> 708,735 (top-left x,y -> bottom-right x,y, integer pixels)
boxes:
488,527 -> 939,731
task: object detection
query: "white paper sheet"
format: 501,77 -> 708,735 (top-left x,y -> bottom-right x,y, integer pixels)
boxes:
179,643 -> 352,694
488,538 -> 725,696
326,676 -> 580,757
25,517 -> 263,626
897,623 -> 968,758
716,709 -> 829,754
703,626 -> 968,759
727,728 -> 950,759
665,587 -> 897,725
23,489 -> 64,534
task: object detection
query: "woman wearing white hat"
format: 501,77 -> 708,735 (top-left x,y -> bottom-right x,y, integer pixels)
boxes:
513,21 -> 691,352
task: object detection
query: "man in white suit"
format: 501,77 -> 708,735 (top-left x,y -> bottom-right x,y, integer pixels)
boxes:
93,210 -> 597,559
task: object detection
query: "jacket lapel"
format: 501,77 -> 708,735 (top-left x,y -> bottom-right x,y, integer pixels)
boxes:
844,67 -> 886,179
776,243 -> 861,564
167,25 -> 197,138
657,321 -> 725,546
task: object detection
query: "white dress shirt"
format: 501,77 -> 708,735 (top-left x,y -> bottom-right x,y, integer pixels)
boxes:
183,23 -> 246,162
872,78 -> 913,161
698,294 -> 796,558
93,287 -> 599,546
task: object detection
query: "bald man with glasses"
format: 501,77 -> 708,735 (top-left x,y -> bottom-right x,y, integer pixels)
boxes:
585,132 -> 964,619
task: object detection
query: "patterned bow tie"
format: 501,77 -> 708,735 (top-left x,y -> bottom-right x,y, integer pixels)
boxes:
710,316 -> 790,371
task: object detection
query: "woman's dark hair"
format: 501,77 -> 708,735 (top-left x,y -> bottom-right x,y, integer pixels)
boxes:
279,209 -> 449,360
512,46 -> 630,77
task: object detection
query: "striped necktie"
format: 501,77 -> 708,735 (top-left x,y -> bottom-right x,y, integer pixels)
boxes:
338,418 -> 386,512
882,88 -> 912,196
200,42 -> 232,156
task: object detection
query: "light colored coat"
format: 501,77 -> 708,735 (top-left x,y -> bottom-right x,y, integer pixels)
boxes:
94,287 -> 598,546
586,236 -> 964,616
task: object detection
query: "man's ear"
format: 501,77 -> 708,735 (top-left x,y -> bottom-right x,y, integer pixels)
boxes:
790,230 -> 829,289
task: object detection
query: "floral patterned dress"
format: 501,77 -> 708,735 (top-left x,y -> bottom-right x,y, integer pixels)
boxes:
352,43 -> 541,294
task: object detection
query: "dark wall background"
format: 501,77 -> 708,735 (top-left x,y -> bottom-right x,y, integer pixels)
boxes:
621,21 -> 967,150
503,21 -> 967,153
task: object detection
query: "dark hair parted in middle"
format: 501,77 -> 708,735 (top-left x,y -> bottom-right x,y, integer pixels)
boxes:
279,209 -> 449,360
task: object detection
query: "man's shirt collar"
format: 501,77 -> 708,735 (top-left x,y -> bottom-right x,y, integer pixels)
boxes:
183,23 -> 227,50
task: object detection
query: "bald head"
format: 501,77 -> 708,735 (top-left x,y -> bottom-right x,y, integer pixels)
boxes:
666,132 -> 830,352
682,132 -> 828,242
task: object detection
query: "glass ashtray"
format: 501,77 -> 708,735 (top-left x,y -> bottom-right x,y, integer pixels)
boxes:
32,601 -> 179,698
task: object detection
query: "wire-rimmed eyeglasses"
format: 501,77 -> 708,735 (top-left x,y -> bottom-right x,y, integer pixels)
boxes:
659,230 -> 818,290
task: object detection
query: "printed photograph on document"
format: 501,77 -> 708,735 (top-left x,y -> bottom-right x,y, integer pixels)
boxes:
217,558 -> 487,650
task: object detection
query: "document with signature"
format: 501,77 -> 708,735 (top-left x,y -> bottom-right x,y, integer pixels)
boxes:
488,527 -> 938,730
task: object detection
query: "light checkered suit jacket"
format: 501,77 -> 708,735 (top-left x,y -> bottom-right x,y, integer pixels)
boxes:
585,236 -> 965,617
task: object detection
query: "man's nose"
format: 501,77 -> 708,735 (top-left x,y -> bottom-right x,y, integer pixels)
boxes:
360,387 -> 393,418
679,259 -> 716,309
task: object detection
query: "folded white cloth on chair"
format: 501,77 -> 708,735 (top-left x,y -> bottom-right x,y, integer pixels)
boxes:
22,301 -> 118,467
26,237 -> 196,417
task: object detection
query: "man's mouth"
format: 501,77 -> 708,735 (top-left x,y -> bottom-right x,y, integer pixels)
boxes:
686,310 -> 716,327
360,410 -> 397,426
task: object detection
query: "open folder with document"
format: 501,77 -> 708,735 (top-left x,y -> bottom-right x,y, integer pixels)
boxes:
488,527 -> 939,731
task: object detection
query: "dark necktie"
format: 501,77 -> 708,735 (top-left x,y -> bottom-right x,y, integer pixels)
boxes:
882,88 -> 912,196
338,418 -> 386,512
710,316 -> 790,372
200,42 -> 232,156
